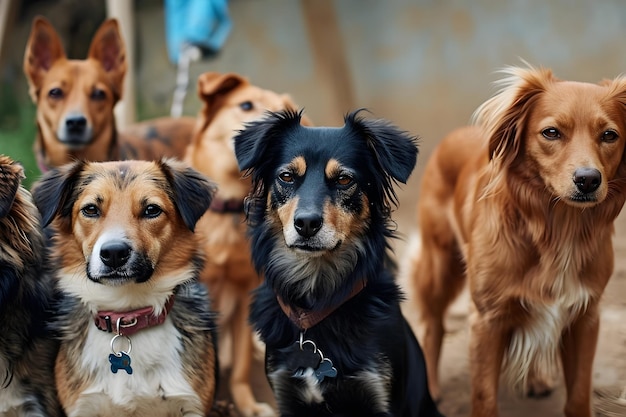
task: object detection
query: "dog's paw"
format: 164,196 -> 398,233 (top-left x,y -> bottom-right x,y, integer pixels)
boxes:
240,402 -> 276,417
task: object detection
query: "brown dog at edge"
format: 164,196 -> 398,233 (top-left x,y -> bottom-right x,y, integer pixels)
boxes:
23,16 -> 196,171
184,71 -> 311,417
404,65 -> 626,417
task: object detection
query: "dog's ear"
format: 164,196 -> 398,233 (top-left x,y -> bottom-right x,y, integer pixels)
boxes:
0,158 -> 25,218
234,110 -> 303,174
159,159 -> 217,232
196,72 -> 247,123
31,161 -> 86,229
346,110 -> 418,184
23,16 -> 67,101
88,19 -> 126,101
191,72 -> 247,144
474,65 -> 552,166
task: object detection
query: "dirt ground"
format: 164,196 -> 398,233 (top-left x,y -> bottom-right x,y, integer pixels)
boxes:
217,180 -> 626,417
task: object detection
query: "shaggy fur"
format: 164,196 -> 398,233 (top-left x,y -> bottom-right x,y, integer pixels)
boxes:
32,159 -> 218,417
235,109 -> 443,417
0,155 -> 62,416
404,65 -> 626,417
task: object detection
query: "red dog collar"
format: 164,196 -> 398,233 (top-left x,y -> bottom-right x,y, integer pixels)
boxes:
94,296 -> 175,337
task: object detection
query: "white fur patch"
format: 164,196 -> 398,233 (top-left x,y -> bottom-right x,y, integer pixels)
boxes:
66,318 -> 203,417
504,250 -> 592,390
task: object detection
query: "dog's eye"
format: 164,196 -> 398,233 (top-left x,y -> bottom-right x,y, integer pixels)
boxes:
90,88 -> 107,101
239,101 -> 254,111
278,172 -> 294,183
601,130 -> 618,143
48,88 -> 64,99
336,175 -> 353,186
81,204 -> 100,218
143,204 -> 162,218
541,128 -> 561,140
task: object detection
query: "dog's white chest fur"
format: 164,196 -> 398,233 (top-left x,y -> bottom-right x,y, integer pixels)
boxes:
504,251 -> 592,389
66,319 -> 203,417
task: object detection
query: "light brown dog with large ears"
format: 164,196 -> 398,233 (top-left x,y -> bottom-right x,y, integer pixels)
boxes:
405,65 -> 626,417
184,71 -> 311,417
23,16 -> 196,171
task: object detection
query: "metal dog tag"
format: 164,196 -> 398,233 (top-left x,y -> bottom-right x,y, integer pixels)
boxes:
283,340 -> 322,371
109,333 -> 133,374
284,333 -> 337,383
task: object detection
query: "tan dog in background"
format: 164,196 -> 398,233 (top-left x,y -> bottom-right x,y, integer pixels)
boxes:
184,71 -> 311,417
404,65 -> 626,417
23,16 -> 196,171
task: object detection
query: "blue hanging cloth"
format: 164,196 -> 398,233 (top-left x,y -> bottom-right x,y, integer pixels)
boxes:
164,0 -> 232,64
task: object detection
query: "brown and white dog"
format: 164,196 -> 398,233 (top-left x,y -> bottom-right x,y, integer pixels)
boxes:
183,71 -> 311,417
32,159 -> 218,416
23,16 -> 196,171
404,65 -> 626,417
0,155 -> 62,416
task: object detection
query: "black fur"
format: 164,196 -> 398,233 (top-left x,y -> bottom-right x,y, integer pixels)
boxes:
0,157 -> 63,416
234,110 -> 443,416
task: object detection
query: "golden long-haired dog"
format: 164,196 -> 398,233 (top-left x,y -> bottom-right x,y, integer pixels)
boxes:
183,71 -> 310,417
405,65 -> 626,417
32,159 -> 218,416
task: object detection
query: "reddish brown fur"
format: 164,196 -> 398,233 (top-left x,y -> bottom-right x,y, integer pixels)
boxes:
404,66 -> 626,417
184,72 -> 310,417
23,16 -> 195,170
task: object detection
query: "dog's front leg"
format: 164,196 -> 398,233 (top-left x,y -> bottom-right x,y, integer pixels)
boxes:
230,292 -> 276,417
468,309 -> 507,417
560,304 -> 599,417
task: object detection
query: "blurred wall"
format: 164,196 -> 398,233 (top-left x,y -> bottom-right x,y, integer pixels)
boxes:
2,0 -> 626,225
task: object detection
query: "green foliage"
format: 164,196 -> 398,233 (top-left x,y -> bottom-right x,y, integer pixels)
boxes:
0,101 -> 40,189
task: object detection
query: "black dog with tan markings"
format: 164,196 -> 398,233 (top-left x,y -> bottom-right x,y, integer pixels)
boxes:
235,110 -> 443,417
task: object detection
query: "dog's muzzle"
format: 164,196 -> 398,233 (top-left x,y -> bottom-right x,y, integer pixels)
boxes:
88,238 -> 153,284
570,167 -> 601,204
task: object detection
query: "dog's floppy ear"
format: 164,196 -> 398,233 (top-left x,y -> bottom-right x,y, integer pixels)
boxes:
159,159 -> 217,232
198,72 -> 246,111
31,161 -> 86,229
346,109 -> 418,184
88,19 -> 126,101
0,157 -> 25,218
23,16 -> 67,101
474,65 -> 552,166
234,110 -> 303,175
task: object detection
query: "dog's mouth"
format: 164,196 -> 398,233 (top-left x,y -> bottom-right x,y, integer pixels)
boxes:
566,191 -> 600,207
87,263 -> 154,286
59,133 -> 94,149
289,240 -> 342,255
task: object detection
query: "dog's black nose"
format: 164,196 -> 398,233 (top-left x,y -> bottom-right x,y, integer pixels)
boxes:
65,116 -> 87,134
100,241 -> 132,268
294,212 -> 323,237
573,168 -> 601,194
